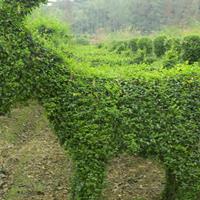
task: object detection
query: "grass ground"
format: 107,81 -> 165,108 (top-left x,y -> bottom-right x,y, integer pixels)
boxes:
0,103 -> 72,200
0,103 -> 165,200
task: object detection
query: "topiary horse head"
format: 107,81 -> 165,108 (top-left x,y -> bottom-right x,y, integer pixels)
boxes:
1,1 -> 200,200
0,0 -> 47,114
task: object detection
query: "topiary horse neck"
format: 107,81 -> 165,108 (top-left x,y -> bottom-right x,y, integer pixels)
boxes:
0,0 -> 33,111
0,1 -> 119,199
0,0 -> 70,113
1,1 -> 200,200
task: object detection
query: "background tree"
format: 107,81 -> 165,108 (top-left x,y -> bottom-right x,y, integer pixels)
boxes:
42,0 -> 200,35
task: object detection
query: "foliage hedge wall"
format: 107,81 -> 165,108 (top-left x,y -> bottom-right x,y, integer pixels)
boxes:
1,1 -> 200,200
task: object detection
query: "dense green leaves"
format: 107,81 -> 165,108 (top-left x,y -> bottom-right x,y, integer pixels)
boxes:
153,36 -> 169,57
138,37 -> 153,55
107,35 -> 200,67
1,1 -> 200,200
182,35 -> 200,64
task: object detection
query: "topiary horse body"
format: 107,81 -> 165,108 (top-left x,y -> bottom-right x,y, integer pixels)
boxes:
1,1 -> 200,200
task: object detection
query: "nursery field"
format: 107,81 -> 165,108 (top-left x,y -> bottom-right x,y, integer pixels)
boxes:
67,36 -> 200,79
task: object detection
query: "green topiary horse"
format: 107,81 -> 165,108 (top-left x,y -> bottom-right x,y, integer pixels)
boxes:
1,1 -> 200,200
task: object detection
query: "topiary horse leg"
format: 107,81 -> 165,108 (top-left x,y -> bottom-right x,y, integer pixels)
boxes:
162,168 -> 178,200
163,159 -> 200,200
70,153 -> 107,200
175,165 -> 200,200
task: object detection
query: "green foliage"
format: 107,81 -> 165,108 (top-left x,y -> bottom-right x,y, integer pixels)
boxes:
109,41 -> 128,54
25,15 -> 70,47
97,43 -> 104,49
172,38 -> 182,54
153,36 -> 169,57
74,35 -> 90,45
128,38 -> 138,53
182,35 -> 200,64
144,55 -> 157,65
138,37 -> 153,55
163,50 -> 179,68
2,0 -> 47,16
1,1 -> 200,200
132,49 -> 145,64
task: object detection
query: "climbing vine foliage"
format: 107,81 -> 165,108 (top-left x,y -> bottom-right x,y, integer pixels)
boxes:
1,1 -> 200,200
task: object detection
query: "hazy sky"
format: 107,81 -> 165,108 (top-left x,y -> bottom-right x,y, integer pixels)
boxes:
47,0 -> 57,6
47,0 -> 74,6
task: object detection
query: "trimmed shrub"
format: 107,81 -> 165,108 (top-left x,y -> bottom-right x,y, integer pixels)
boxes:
172,38 -> 182,54
163,50 -> 179,68
110,41 -> 128,54
97,43 -> 104,48
75,35 -> 90,45
144,56 -> 157,64
182,35 -> 200,64
138,37 -> 153,55
154,36 -> 169,57
128,38 -> 138,53
132,49 -> 145,64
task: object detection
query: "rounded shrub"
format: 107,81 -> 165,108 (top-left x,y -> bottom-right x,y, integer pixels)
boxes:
154,36 -> 169,57
182,35 -> 200,64
111,41 -> 128,54
128,38 -> 138,53
109,41 -> 118,51
75,35 -> 90,45
132,49 -> 145,64
97,43 -> 104,49
144,56 -> 157,64
138,37 -> 153,55
163,50 -> 179,68
172,38 -> 182,54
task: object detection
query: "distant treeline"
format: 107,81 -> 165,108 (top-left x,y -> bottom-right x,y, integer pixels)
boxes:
44,0 -> 200,34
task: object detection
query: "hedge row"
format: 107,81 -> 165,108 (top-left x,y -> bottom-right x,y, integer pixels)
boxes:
1,1 -> 200,200
109,35 -> 200,65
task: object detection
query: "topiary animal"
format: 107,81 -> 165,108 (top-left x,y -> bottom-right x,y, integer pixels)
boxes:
1,1 -> 200,200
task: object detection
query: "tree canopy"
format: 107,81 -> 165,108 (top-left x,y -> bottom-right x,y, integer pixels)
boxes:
46,0 -> 200,34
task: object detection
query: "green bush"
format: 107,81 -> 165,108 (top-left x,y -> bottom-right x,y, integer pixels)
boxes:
138,37 -> 153,55
74,35 -> 90,45
97,43 -> 104,48
144,55 -> 157,64
172,38 -> 182,54
154,36 -> 169,57
110,41 -> 128,54
182,35 -> 200,64
132,49 -> 145,64
128,38 -> 138,53
26,15 -> 70,47
163,50 -> 179,68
